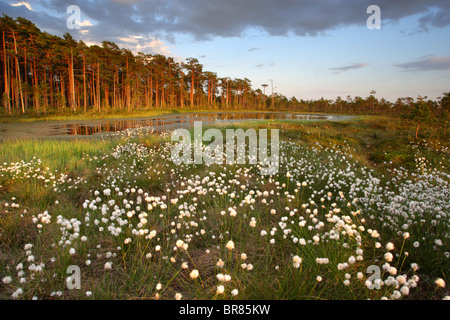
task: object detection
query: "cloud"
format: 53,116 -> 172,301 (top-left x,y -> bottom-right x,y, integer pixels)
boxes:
2,0 -> 450,59
83,40 -> 101,47
116,35 -> 172,55
330,63 -> 367,74
3,0 -> 450,42
118,35 -> 141,43
1,0 -> 173,55
394,55 -> 450,71
111,0 -> 144,4
10,1 -> 33,11
76,19 -> 93,28
417,6 -> 450,31
2,1 -> 66,35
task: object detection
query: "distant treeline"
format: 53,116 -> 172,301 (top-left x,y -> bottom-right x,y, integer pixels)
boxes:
0,15 -> 449,124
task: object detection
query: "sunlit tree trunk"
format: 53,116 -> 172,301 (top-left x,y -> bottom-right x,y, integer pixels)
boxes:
67,49 -> 76,111
97,61 -> 101,112
12,30 -> 24,113
33,59 -> 40,113
2,31 -> 11,113
23,47 -> 29,112
125,57 -> 131,111
60,72 -> 65,110
81,55 -> 86,112
190,73 -> 194,107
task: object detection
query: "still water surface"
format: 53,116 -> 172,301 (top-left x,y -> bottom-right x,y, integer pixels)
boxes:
0,112 -> 353,140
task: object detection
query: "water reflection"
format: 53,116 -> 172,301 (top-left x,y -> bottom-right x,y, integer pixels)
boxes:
48,112 -> 337,136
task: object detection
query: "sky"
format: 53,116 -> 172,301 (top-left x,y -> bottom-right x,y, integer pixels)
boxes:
1,0 -> 450,102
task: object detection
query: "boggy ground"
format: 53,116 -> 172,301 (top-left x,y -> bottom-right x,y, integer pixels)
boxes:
0,117 -> 448,300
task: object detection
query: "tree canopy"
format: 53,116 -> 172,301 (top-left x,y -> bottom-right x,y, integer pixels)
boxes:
1,14 -> 449,135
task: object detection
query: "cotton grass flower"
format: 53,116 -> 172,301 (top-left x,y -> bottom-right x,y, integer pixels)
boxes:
292,255 -> 302,268
216,259 -> 225,268
435,278 -> 446,288
216,285 -> 225,294
176,240 -> 184,248
190,270 -> 199,279
11,288 -> 23,299
384,252 -> 393,262
389,267 -> 397,275
397,275 -> 407,285
225,240 -> 235,250
390,290 -> 402,300
216,274 -> 225,282
400,286 -> 410,296
2,276 -> 12,284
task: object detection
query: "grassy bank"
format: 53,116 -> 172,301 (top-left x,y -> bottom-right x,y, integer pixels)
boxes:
0,117 -> 448,300
0,108 -> 188,123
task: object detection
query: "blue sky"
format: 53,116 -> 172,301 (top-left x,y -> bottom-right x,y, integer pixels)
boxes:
2,0 -> 450,101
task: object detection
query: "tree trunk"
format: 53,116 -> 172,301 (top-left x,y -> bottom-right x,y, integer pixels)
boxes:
2,31 -> 10,113
68,49 -> 76,112
33,60 -> 40,113
150,73 -> 153,108
125,57 -> 131,111
23,47 -> 29,112
190,74 -> 194,107
12,31 -> 25,114
60,72 -> 65,110
415,122 -> 420,139
49,70 -> 53,111
83,55 -> 86,112
97,61 -> 101,111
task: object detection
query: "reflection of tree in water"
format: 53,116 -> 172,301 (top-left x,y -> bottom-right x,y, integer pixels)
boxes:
50,113 -> 333,136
